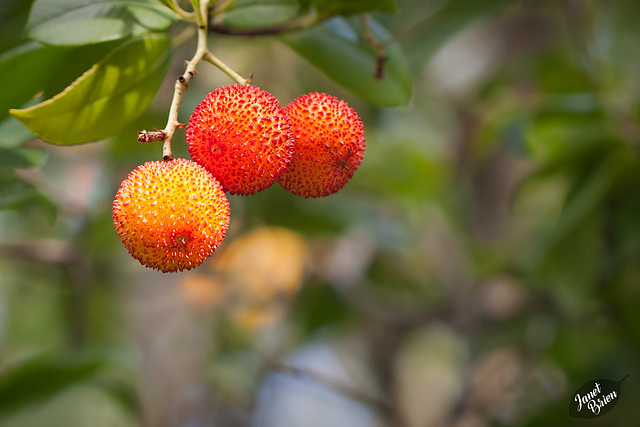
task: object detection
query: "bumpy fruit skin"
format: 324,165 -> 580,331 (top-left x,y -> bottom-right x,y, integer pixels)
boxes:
277,92 -> 365,198
112,158 -> 230,273
186,84 -> 293,195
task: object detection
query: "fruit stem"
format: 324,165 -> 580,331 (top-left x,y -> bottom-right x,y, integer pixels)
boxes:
161,0 -> 211,160
203,51 -> 250,85
212,0 -> 237,14
155,0 -> 250,160
168,0 -> 196,20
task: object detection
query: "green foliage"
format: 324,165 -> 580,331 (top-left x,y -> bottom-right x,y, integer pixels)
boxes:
26,0 -> 177,46
0,170 -> 41,210
10,34 -> 171,144
222,0 -> 301,29
0,42 -> 66,123
0,0 -> 36,54
312,0 -> 397,17
0,354 -> 104,420
0,148 -> 46,169
282,16 -> 412,107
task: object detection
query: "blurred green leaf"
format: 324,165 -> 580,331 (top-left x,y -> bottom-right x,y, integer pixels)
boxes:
0,41 -> 67,122
0,148 -> 46,168
524,96 -> 608,167
26,0 -> 177,46
0,170 -> 40,210
0,354 -> 103,419
10,33 -> 172,145
0,117 -> 39,148
93,377 -> 140,416
156,0 -> 175,10
535,53 -> 594,94
531,149 -> 630,274
355,139 -> 448,201
556,150 -> 631,241
312,0 -> 396,16
281,16 -> 412,106
0,0 -> 36,54
222,0 -> 300,29
0,385 -> 135,427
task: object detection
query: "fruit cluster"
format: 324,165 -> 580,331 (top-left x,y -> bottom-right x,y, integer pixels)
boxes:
113,84 -> 365,273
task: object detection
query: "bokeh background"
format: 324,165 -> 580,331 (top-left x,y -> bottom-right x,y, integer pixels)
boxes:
2,0 -> 640,426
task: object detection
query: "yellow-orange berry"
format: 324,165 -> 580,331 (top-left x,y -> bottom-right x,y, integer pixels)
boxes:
186,84 -> 293,195
277,93 -> 365,198
112,158 -> 230,273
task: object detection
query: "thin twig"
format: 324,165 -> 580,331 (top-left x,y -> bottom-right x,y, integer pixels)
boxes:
139,0 -> 251,159
212,0 -> 237,14
269,361 -> 394,417
159,0 -> 211,160
169,0 -> 196,20
203,51 -> 250,85
209,14 -> 322,36
359,14 -> 388,80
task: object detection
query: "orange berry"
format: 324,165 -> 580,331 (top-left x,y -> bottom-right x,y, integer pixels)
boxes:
186,84 -> 293,195
112,158 -> 230,273
277,93 -> 365,198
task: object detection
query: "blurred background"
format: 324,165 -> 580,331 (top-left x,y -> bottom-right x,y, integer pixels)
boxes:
2,0 -> 640,426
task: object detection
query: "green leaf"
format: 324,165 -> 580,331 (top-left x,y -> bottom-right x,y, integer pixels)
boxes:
26,0 -> 177,46
156,0 -> 176,10
550,151 -> 629,244
0,116 -> 39,149
10,33 -> 172,145
0,353 -> 104,419
312,0 -> 396,16
0,41 -> 67,123
281,16 -> 412,107
524,96 -> 608,167
0,169 -> 41,209
0,148 -> 46,168
222,0 -> 300,29
529,149 -> 630,273
0,0 -> 37,54
43,39 -> 125,99
535,52 -> 595,94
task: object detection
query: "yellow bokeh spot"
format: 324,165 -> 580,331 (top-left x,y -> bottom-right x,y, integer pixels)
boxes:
209,226 -> 308,302
179,226 -> 308,330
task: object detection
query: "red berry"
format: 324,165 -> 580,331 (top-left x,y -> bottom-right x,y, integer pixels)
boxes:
186,84 -> 293,195
112,158 -> 230,273
278,93 -> 365,198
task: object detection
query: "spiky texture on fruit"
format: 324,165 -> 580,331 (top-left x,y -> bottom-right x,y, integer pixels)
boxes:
112,158 -> 230,273
277,92 -> 365,198
186,84 -> 293,195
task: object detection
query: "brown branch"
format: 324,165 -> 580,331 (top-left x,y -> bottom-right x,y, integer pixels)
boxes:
210,22 -> 292,36
138,129 -> 167,143
359,15 -> 388,80
209,14 -> 322,37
